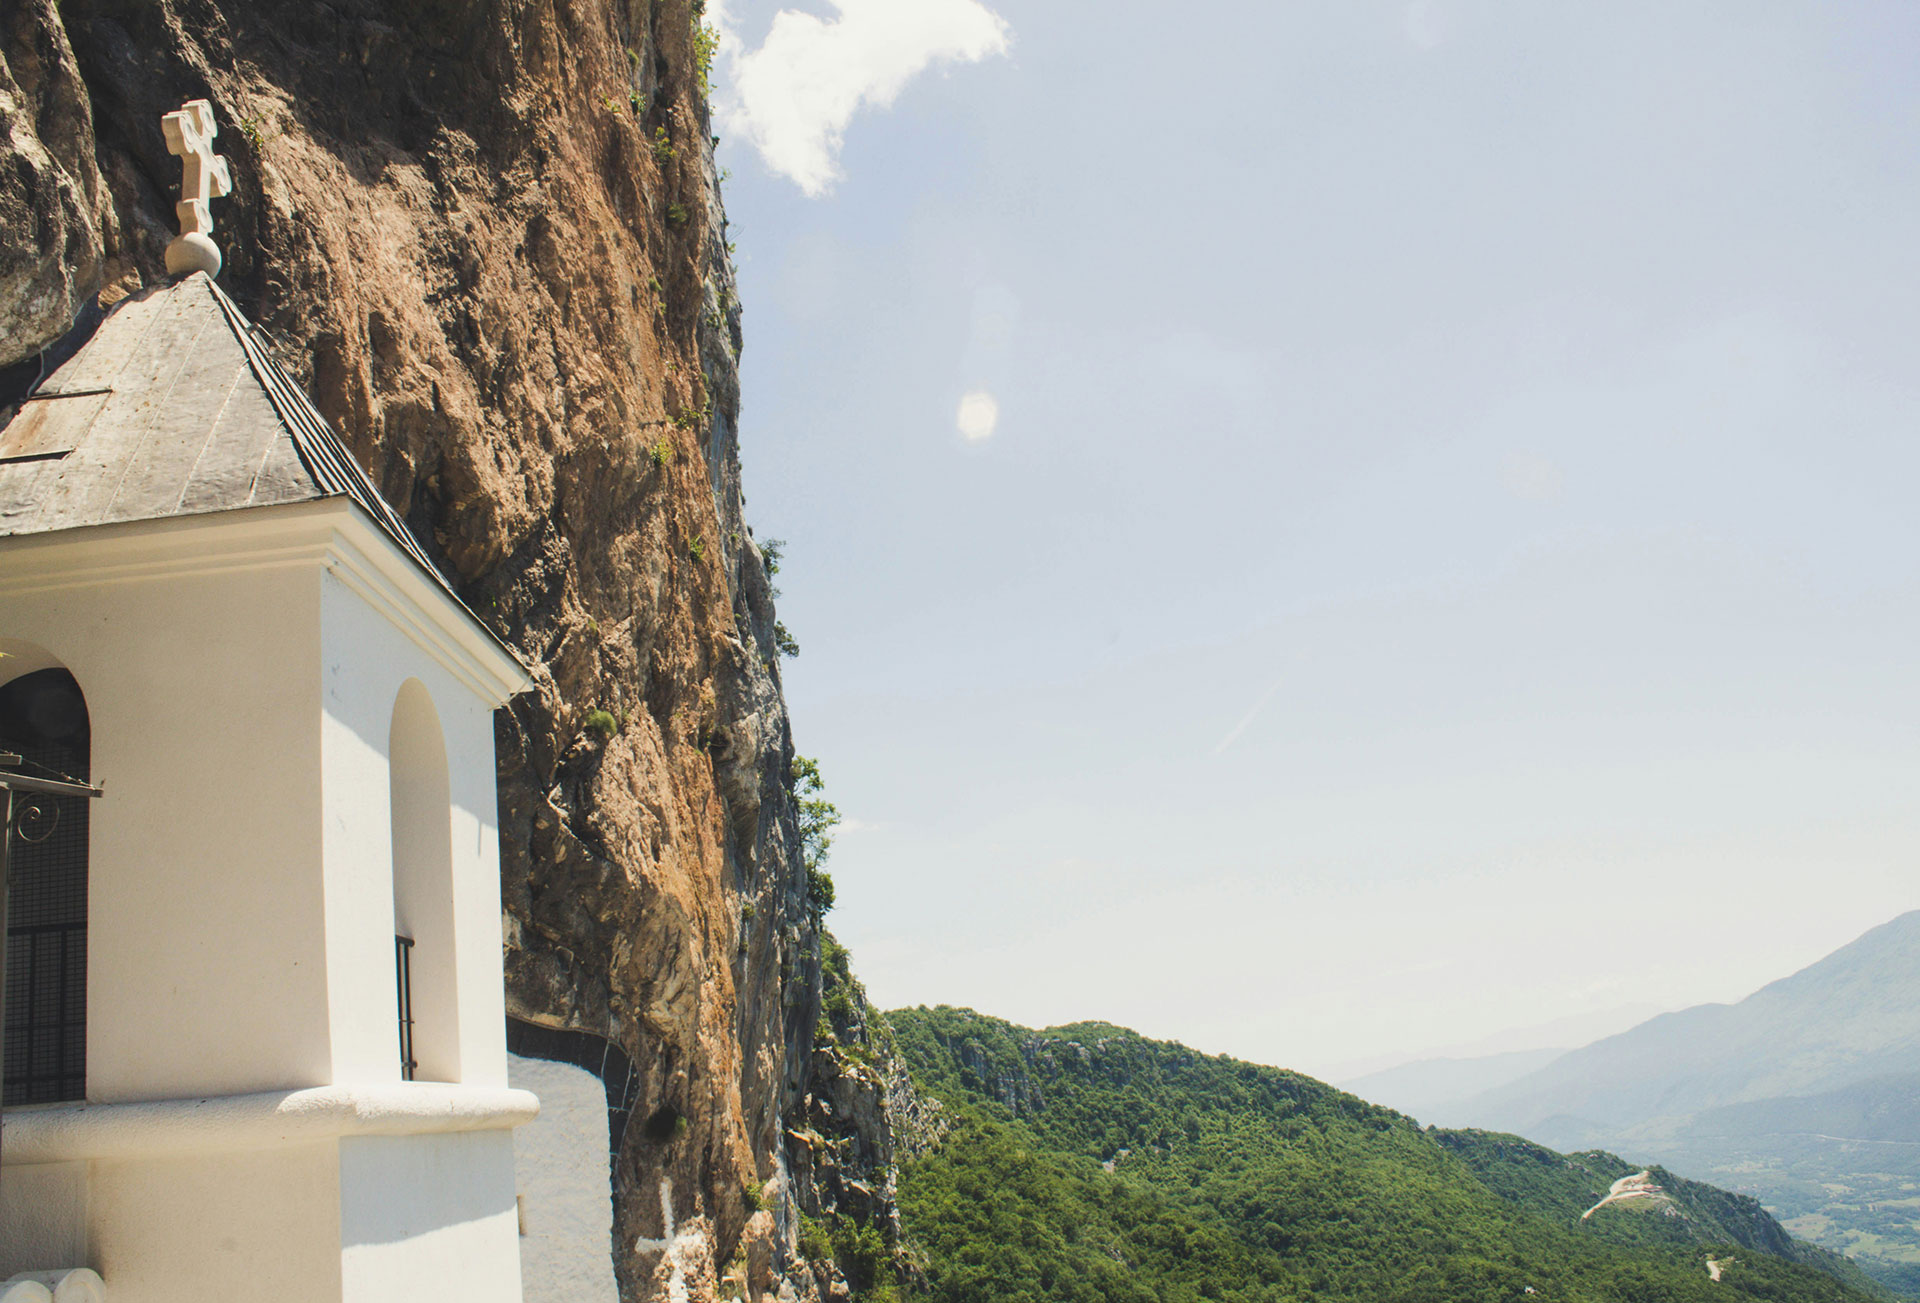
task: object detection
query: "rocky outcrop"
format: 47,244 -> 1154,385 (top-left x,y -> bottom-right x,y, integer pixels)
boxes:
0,2 -> 892,1299
787,938 -> 945,1298
0,0 -> 122,369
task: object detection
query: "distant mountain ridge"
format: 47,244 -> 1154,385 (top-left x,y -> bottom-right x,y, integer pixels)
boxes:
1427,910 -> 1920,1291
1460,911 -> 1920,1146
1678,1071 -> 1920,1145
1341,1046 -> 1566,1127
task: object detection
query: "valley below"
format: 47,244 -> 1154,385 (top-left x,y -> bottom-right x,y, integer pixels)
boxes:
1339,912 -> 1920,1296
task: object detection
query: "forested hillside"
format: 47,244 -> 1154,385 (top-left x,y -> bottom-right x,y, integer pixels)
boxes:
889,1006 -> 1886,1303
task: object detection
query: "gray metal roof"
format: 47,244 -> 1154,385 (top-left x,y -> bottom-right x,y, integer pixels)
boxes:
0,272 -> 456,603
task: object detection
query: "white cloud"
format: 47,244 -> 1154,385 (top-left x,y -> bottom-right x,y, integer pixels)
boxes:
715,0 -> 1010,196
955,390 -> 998,441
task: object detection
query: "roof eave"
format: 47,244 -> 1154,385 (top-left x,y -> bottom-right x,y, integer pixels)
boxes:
329,501 -> 533,707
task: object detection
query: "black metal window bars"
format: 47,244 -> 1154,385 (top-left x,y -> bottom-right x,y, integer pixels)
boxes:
395,934 -> 417,1081
1,745 -> 100,1109
5,920 -> 86,1104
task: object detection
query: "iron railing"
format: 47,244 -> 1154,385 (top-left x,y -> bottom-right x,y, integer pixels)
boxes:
395,934 -> 417,1081
2,920 -> 85,1104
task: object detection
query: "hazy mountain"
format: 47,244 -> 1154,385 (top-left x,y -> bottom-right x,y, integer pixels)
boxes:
1341,1046 -> 1567,1126
1677,1072 -> 1920,1147
1431,912 -> 1920,1291
1633,1073 -> 1920,1293
1459,911 -> 1920,1147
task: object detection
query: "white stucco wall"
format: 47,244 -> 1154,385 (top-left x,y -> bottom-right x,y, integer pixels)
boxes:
0,503 -> 531,1301
508,1053 -> 620,1303
320,561 -> 511,1088
0,517 -> 331,1101
339,1131 -> 523,1302
0,503 -> 516,1102
0,1162 -> 85,1276
87,1143 -> 344,1303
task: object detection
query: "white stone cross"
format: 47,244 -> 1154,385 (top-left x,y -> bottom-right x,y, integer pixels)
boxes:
161,99 -> 233,277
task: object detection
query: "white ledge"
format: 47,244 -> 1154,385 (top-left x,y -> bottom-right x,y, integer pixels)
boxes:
0,1083 -> 539,1165
2,1268 -> 104,1303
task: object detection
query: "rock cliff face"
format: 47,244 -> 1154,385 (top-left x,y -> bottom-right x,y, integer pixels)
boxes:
789,939 -> 947,1295
1,2 -> 904,1299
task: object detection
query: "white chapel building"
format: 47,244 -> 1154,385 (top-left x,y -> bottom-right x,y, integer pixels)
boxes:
0,231 -> 560,1303
0,100 -> 630,1303
0,262 -> 538,1299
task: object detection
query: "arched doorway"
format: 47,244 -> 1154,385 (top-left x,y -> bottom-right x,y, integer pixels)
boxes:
0,667 -> 90,1105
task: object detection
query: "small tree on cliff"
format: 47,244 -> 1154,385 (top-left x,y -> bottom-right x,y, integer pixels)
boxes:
792,754 -> 839,917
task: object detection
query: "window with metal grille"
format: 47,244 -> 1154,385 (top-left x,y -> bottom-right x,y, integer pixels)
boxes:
1,669 -> 90,1106
396,933 -> 417,1081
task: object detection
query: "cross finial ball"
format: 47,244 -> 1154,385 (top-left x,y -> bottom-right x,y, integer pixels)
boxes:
161,99 -> 233,278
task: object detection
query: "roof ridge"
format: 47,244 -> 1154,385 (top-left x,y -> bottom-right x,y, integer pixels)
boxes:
201,276 -> 461,606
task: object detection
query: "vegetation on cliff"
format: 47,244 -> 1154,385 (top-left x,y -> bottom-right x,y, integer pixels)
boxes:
782,934 -> 940,1302
890,1006 -> 1886,1303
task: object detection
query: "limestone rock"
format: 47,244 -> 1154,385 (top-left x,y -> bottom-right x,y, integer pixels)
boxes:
0,0 -> 119,368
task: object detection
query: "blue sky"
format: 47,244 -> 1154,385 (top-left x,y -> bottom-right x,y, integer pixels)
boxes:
709,0 -> 1920,1078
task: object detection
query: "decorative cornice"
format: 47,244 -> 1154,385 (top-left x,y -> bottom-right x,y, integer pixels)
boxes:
0,499 -> 338,595
0,499 -> 532,707
0,1083 -> 540,1165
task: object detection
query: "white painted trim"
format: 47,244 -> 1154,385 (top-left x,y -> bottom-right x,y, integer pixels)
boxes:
322,510 -> 529,706
0,1084 -> 540,1165
0,498 -> 337,595
0,498 -> 532,706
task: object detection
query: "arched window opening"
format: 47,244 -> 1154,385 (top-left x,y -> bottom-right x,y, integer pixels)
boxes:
0,668 -> 90,1105
390,679 -> 457,1082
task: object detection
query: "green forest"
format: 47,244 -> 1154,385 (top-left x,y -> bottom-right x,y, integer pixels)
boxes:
875,1006 -> 1889,1303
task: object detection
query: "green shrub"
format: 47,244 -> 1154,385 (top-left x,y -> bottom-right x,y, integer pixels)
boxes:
583,709 -> 619,741
827,1218 -> 893,1297
796,1213 -> 833,1263
807,867 -> 835,917
692,21 -> 721,95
